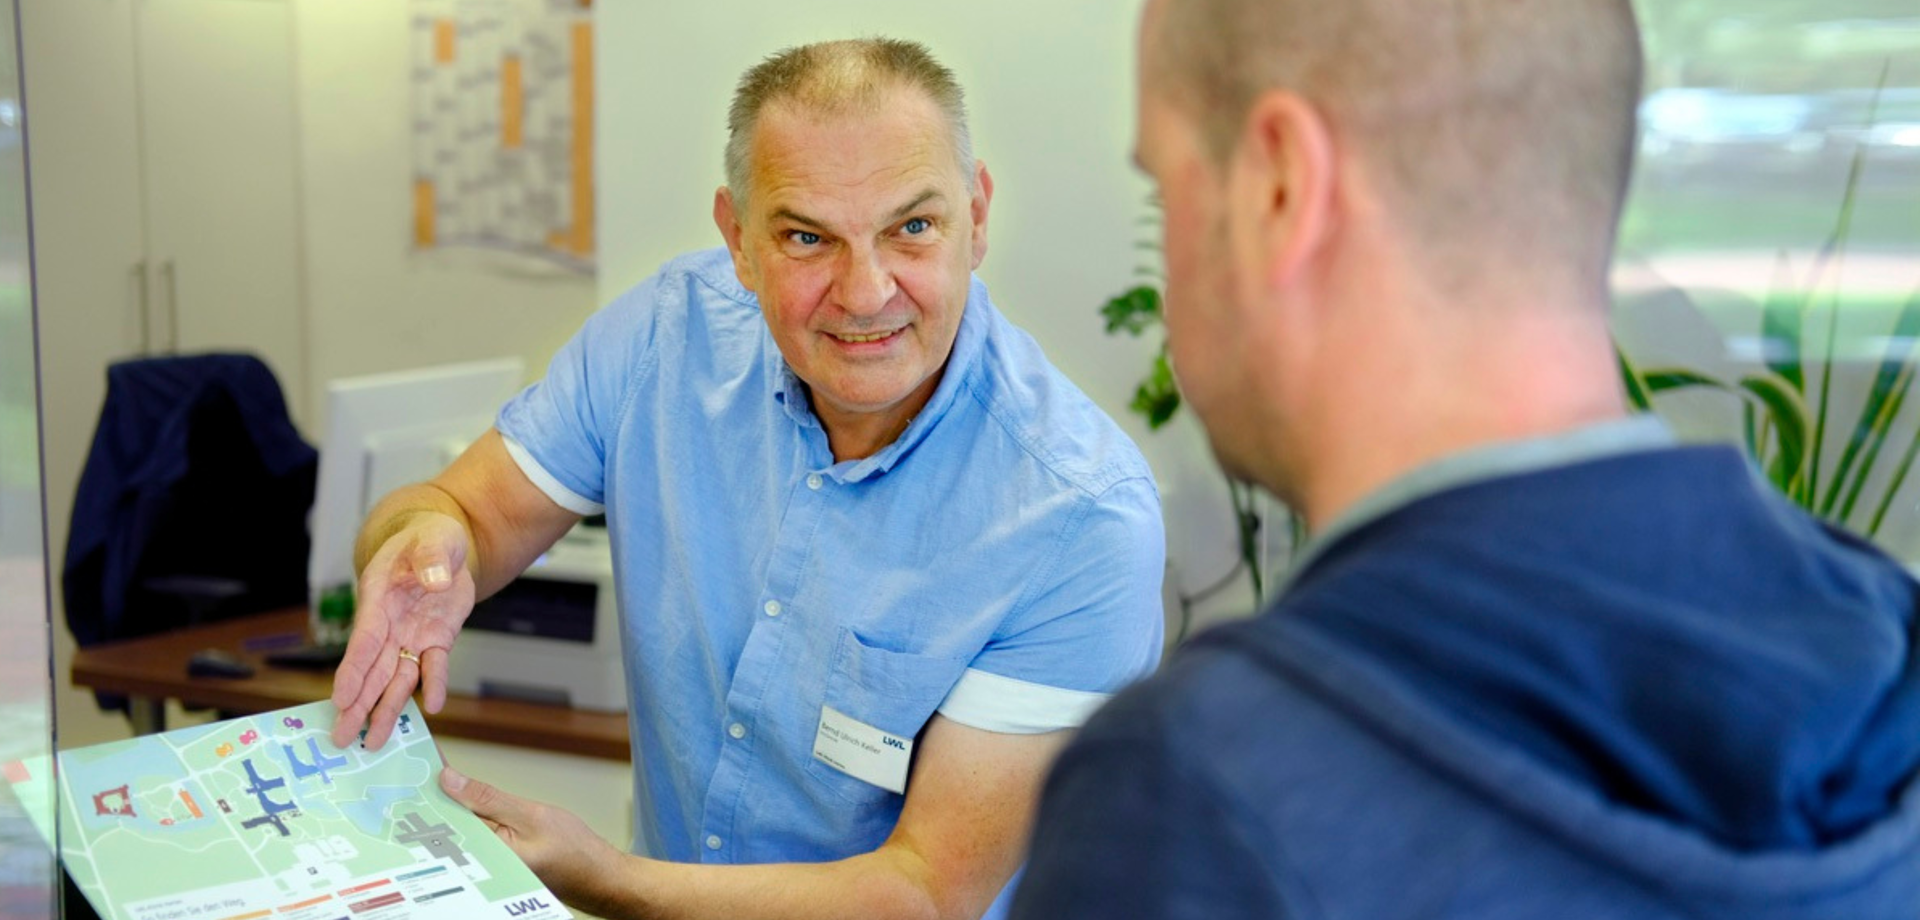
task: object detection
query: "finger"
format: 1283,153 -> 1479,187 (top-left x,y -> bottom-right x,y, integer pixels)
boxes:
330,637 -> 381,749
419,646 -> 451,714
414,554 -> 454,592
331,554 -> 404,713
407,520 -> 466,593
441,767 -> 522,826
360,657 -> 418,751
333,631 -> 402,749
329,605 -> 387,712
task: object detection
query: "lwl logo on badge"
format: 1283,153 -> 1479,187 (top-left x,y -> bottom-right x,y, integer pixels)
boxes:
812,705 -> 913,794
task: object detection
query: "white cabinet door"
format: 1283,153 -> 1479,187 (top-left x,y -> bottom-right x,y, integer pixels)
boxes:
22,0 -> 159,752
134,0 -> 309,427
20,0 -> 148,566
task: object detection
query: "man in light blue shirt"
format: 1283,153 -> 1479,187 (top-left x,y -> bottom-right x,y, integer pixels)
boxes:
329,37 -> 1163,920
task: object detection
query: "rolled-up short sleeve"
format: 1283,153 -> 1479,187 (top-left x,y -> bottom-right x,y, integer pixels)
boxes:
937,476 -> 1167,734
496,280 -> 662,511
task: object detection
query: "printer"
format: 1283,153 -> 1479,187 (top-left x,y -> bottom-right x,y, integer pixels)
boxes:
447,523 -> 626,712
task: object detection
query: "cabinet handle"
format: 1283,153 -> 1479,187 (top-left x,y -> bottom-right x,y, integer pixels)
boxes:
161,259 -> 179,353
130,261 -> 150,354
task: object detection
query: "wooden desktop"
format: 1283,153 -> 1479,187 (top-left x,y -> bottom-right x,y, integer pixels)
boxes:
69,607 -> 631,761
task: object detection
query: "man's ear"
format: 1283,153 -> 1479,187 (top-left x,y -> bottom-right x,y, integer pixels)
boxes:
712,186 -> 758,293
968,160 -> 995,270
1230,91 -> 1336,294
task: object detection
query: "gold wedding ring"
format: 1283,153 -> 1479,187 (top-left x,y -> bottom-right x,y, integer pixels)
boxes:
397,647 -> 421,664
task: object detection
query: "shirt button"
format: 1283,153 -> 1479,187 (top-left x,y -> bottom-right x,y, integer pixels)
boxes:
705,835 -> 723,851
806,473 -> 824,491
728,723 -> 746,740
764,600 -> 782,617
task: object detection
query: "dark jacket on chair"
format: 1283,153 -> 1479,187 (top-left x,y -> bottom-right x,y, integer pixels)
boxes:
63,354 -> 315,678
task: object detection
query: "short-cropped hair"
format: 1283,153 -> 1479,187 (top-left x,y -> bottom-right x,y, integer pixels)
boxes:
1148,0 -> 1644,289
725,38 -> 975,211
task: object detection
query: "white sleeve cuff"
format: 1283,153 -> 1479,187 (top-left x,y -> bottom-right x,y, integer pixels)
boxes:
936,668 -> 1112,734
501,434 -> 606,516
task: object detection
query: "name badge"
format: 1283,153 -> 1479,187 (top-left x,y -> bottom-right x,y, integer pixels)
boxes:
812,705 -> 913,794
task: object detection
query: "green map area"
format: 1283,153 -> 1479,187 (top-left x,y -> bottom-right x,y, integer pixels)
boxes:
14,700 -> 566,920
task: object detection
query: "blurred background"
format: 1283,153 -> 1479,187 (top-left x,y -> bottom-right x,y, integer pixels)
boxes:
1614,1 -> 1920,557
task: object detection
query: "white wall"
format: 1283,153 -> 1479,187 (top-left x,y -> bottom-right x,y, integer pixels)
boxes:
597,0 -> 1273,635
291,0 -> 599,424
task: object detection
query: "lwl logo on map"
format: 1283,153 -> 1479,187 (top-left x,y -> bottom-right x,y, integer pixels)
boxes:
507,895 -> 557,916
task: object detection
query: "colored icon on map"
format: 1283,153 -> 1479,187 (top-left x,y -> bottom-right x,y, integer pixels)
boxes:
92,786 -> 135,818
283,717 -> 305,729
240,729 -> 260,745
216,743 -> 234,758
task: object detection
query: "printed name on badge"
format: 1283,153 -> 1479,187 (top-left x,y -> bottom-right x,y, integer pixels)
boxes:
812,705 -> 913,794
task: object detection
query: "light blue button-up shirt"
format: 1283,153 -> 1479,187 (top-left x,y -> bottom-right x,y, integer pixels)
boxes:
496,249 -> 1164,890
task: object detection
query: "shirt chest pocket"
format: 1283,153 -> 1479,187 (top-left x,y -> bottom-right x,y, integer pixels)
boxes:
805,628 -> 969,806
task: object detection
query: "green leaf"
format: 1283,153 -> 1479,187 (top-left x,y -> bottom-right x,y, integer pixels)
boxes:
1838,365 -> 1915,526
1641,368 -> 1722,393
1616,344 -> 1653,412
1130,350 -> 1181,429
1870,416 -> 1920,539
1641,367 -> 1811,502
1823,285 -> 1920,521
1739,372 -> 1814,503
1101,285 -> 1163,337
1804,64 -> 1886,501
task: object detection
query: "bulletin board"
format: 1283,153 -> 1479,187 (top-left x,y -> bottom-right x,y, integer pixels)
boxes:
410,0 -> 595,274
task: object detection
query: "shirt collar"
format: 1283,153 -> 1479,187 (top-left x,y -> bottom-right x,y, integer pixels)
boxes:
1282,415 -> 1676,590
769,276 -> 990,484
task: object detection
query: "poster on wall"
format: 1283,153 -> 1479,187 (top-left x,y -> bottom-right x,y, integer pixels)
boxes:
411,0 -> 594,275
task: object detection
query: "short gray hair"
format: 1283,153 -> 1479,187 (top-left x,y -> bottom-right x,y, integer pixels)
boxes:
725,38 -> 975,211
1148,0 -> 1644,290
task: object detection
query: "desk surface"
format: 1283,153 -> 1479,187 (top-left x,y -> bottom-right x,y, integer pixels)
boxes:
70,608 -> 631,761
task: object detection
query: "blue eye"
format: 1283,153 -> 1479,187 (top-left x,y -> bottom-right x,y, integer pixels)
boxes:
902,218 -> 930,235
791,231 -> 822,246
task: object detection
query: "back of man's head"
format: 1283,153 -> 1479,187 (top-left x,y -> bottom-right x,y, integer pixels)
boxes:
1147,0 -> 1643,292
725,38 -> 974,211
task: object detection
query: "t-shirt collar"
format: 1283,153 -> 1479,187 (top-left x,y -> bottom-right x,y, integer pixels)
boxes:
1282,415 -> 1676,590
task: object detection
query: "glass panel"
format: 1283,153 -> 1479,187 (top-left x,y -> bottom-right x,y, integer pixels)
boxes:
0,0 -> 55,911
1616,3 -> 1920,558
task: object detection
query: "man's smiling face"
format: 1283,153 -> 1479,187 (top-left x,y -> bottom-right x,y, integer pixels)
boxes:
716,85 -> 991,445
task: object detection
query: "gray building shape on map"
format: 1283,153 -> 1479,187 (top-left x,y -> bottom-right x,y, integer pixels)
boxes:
395,812 -> 471,867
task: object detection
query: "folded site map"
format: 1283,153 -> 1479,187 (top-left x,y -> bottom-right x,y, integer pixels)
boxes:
8,699 -> 569,920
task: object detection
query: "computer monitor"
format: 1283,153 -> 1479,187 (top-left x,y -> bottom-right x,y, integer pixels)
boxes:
304,358 -> 628,713
306,358 -> 526,619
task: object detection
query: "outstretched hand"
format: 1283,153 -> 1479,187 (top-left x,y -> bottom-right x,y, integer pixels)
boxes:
330,512 -> 476,750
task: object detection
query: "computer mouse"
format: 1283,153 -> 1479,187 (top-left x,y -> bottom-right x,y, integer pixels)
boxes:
187,647 -> 256,679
